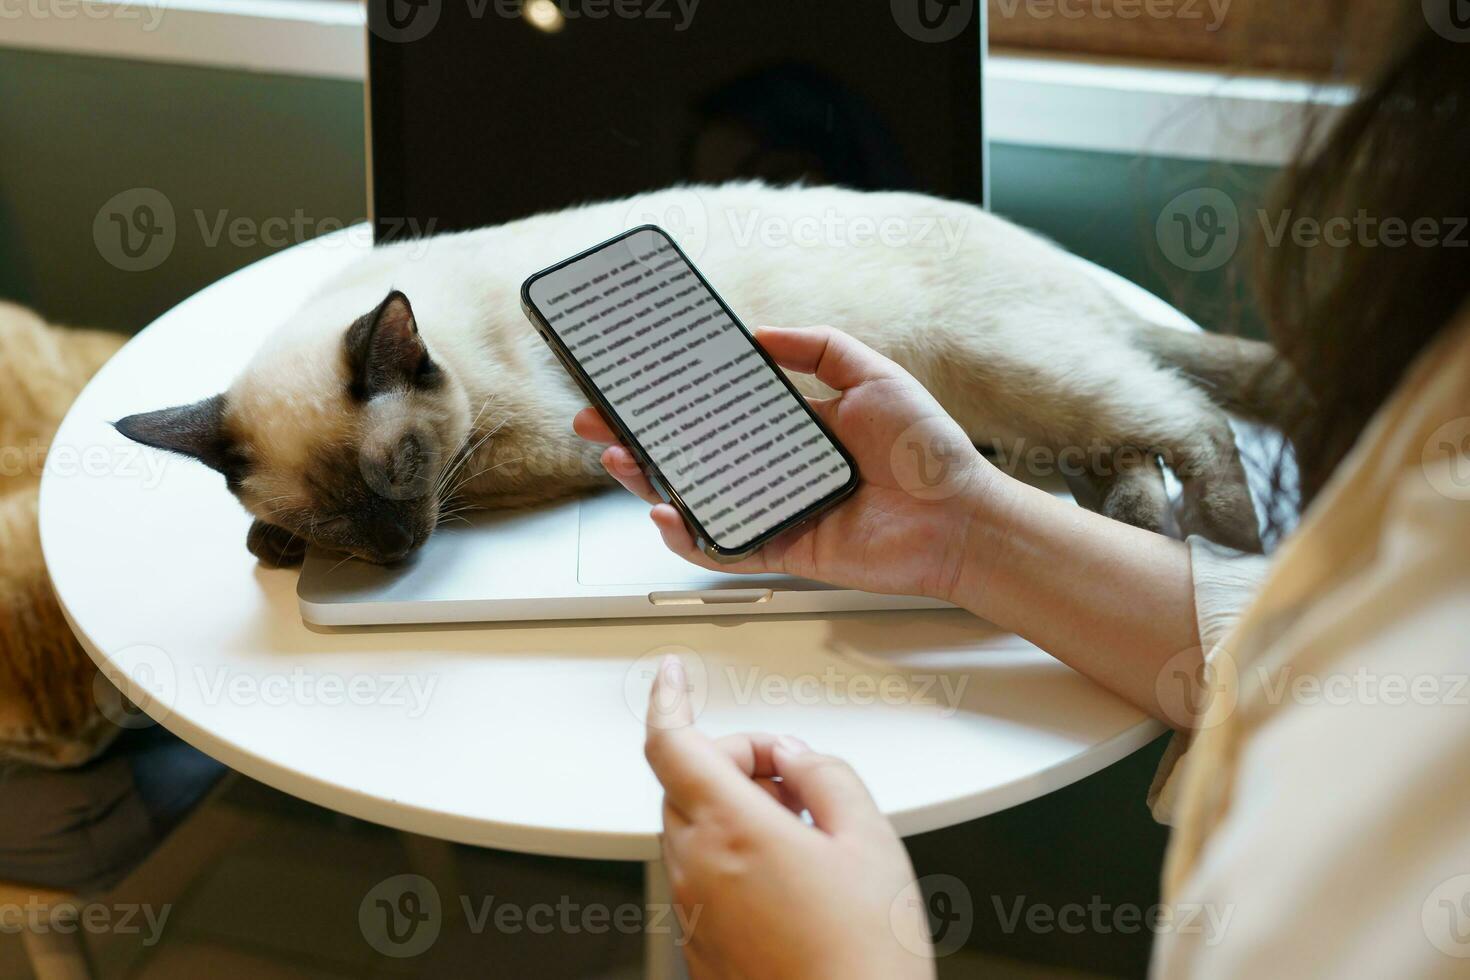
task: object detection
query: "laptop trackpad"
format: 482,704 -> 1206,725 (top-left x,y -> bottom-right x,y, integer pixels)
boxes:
577,490 -> 786,587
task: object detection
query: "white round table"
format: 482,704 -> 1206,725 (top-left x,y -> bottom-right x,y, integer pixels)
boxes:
41,226 -> 1169,976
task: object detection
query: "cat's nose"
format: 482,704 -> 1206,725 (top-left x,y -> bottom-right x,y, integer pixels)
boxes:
366,520 -> 414,562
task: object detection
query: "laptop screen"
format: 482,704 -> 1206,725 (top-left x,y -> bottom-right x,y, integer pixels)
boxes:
367,0 -> 985,241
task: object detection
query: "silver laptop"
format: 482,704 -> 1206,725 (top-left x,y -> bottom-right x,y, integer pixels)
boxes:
297,489 -> 952,625
314,7 -> 989,625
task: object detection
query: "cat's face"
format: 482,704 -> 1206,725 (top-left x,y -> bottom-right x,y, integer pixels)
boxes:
116,291 -> 472,566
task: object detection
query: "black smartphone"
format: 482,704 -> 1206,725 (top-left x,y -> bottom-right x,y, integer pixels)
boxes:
521,225 -> 859,562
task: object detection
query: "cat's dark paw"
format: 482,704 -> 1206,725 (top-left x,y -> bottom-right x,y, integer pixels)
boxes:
246,519 -> 308,567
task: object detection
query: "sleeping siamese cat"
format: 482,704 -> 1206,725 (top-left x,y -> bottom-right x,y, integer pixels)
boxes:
116,182 -> 1295,567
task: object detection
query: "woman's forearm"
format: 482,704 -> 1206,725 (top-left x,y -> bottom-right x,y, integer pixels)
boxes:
947,478 -> 1203,728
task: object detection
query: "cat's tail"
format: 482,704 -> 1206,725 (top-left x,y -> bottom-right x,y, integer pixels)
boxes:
1134,322 -> 1308,431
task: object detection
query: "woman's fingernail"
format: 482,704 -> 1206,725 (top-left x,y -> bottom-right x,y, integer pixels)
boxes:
777,735 -> 810,756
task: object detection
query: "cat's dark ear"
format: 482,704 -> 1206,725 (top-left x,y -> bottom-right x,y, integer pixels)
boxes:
246,519 -> 307,567
114,394 -> 243,482
345,290 -> 440,399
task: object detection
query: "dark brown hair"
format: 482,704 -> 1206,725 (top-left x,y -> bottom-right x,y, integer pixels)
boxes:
1259,7 -> 1470,510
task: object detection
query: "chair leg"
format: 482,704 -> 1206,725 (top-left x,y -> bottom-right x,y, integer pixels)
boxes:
19,910 -> 95,980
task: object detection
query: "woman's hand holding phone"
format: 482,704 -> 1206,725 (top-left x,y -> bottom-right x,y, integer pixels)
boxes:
573,325 -> 1014,601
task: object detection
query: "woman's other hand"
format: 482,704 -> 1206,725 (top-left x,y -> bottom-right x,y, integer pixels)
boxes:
644,654 -> 934,980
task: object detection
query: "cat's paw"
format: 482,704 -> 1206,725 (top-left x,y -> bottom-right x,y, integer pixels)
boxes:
246,519 -> 308,567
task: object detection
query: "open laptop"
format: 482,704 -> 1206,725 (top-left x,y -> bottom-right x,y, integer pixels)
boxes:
298,1 -> 988,625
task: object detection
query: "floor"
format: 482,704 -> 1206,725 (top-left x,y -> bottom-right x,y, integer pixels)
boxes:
0,774 -> 1129,979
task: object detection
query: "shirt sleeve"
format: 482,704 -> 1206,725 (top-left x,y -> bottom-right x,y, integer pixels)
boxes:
1147,536 -> 1270,824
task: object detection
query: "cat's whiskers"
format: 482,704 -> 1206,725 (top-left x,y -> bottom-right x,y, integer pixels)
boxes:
444,455 -> 525,504
433,396 -> 499,498
436,410 -> 513,502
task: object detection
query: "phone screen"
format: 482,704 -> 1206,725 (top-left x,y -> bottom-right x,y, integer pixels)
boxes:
523,227 -> 856,556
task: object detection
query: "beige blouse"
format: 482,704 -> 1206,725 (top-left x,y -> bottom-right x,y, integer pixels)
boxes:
1152,315 -> 1470,977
